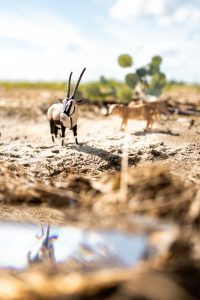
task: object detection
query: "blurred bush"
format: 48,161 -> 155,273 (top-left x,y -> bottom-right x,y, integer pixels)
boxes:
117,53 -> 167,98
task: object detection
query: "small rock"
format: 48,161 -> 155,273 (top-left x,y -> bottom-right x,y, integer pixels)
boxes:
149,149 -> 168,159
52,149 -> 59,154
23,163 -> 30,167
109,148 -> 116,153
149,144 -> 155,149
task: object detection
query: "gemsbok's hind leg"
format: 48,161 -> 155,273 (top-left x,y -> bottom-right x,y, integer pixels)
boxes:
61,124 -> 66,146
72,125 -> 78,145
50,119 -> 55,142
54,126 -> 58,138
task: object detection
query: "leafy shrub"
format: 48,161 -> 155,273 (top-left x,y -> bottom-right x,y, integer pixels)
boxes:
117,53 -> 167,97
116,86 -> 133,103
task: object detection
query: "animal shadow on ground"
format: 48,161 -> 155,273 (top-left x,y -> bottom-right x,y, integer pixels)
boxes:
71,143 -> 121,171
133,129 -> 180,137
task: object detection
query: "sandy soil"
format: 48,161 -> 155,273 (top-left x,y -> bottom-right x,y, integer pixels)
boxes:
0,88 -> 199,224
0,91 -> 199,226
0,110 -> 200,178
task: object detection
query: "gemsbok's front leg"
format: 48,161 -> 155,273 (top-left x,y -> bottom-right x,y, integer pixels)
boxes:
49,119 -> 55,142
54,125 -> 59,138
61,123 -> 66,146
72,124 -> 78,145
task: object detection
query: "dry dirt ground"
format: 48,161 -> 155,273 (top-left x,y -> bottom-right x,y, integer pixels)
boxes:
1,88 -> 200,299
0,88 -> 200,224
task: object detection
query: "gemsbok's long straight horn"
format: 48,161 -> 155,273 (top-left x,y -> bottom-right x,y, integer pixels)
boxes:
43,224 -> 50,247
71,67 -> 86,99
67,72 -> 73,98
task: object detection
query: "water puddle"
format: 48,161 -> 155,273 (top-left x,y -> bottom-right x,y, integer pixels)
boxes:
0,221 -> 177,270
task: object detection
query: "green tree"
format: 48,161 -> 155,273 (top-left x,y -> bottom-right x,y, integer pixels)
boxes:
117,54 -> 167,98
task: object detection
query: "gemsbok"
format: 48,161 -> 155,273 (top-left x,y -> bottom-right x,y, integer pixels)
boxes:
27,225 -> 58,265
47,68 -> 86,146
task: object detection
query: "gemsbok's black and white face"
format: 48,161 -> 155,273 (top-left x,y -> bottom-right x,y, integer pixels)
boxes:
60,98 -> 76,128
47,68 -> 86,146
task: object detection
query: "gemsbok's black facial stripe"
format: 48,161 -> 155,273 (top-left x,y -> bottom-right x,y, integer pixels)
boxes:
65,101 -> 73,116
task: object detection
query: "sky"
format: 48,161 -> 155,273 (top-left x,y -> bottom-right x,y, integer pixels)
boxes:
0,0 -> 200,83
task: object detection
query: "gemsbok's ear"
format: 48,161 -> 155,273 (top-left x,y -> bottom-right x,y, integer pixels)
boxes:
58,98 -> 63,103
75,98 -> 84,104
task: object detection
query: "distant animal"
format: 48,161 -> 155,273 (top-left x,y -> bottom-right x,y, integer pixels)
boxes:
109,103 -> 156,131
128,99 -> 169,123
47,68 -> 86,146
27,225 -> 58,265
